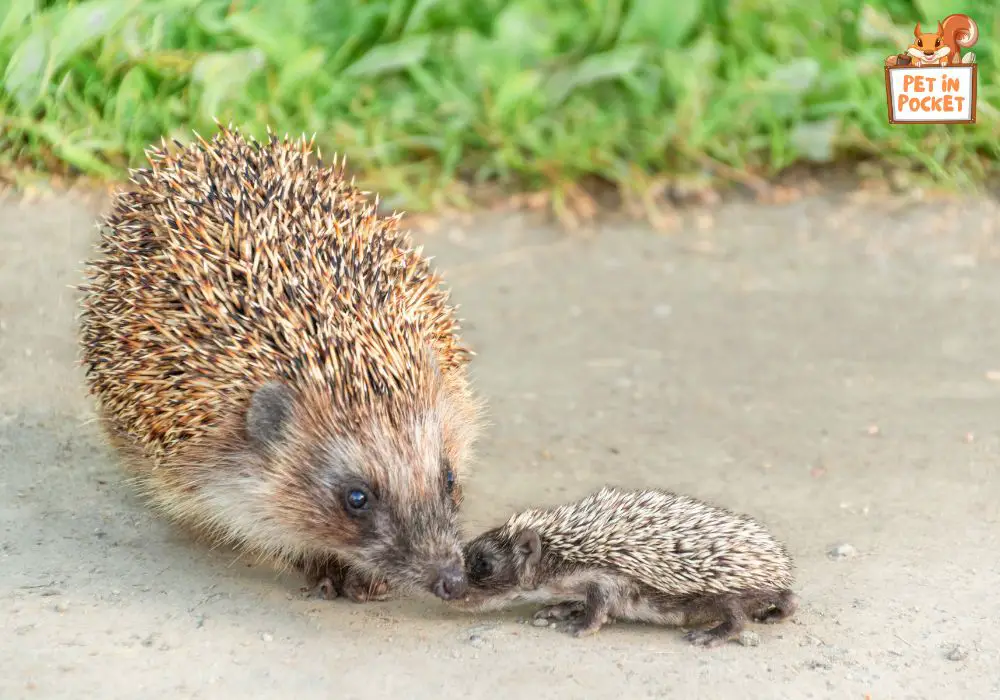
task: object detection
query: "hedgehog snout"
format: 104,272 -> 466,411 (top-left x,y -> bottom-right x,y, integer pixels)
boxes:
430,563 -> 468,600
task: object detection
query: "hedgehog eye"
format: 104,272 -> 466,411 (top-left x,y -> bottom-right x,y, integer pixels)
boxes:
344,487 -> 372,513
935,38 -> 941,47
441,456 -> 456,495
469,553 -> 493,580
917,39 -> 923,47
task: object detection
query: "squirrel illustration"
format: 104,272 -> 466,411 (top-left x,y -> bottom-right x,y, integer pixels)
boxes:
904,14 -> 978,67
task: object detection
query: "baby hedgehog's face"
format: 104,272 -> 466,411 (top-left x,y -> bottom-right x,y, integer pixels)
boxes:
454,527 -> 543,611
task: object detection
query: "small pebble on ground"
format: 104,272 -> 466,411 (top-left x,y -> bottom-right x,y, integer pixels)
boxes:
827,543 -> 858,560
946,645 -> 968,661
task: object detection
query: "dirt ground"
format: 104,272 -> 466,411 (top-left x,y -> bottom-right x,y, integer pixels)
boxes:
2,190 -> 999,700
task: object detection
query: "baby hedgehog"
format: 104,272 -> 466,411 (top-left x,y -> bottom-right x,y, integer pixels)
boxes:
456,487 -> 797,647
77,124 -> 483,603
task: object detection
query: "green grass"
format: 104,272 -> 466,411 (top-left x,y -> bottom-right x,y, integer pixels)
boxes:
1,0 -> 998,212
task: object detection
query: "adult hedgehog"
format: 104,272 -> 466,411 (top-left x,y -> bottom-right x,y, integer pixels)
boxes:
77,124 -> 483,602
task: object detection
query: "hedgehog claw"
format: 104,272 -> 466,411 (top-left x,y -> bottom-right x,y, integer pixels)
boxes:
534,601 -> 586,622
302,577 -> 339,600
297,558 -> 389,603
684,628 -> 732,648
753,606 -> 785,624
569,619 -> 605,638
340,569 -> 391,603
752,591 -> 799,624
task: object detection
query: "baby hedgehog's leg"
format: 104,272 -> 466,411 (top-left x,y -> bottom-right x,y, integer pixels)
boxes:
528,583 -> 614,638
683,594 -> 748,648
568,582 -> 614,638
751,589 -> 799,624
296,555 -> 390,603
533,601 -> 587,622
534,580 -> 619,638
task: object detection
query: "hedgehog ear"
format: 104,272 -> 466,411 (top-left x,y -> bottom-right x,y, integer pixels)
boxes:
914,22 -> 921,38
515,529 -> 542,567
246,381 -> 295,448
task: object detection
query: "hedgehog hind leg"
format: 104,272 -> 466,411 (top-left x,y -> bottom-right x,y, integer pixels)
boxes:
750,588 -> 799,624
295,555 -> 390,603
683,594 -> 747,648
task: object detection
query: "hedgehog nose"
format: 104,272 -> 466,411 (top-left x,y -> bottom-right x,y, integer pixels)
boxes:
431,565 -> 468,600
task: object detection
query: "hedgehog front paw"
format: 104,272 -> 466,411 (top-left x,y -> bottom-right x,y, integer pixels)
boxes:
297,557 -> 389,602
298,558 -> 346,600
533,601 -> 586,622
339,568 -> 390,603
684,625 -> 736,648
306,576 -> 340,600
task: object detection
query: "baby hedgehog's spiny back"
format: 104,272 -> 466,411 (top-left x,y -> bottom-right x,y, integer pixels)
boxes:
501,487 -> 794,597
77,125 -> 482,602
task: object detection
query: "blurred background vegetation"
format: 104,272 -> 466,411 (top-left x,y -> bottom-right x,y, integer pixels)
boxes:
0,0 -> 997,214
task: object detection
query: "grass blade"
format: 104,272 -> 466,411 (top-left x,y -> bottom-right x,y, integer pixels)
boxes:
191,48 -> 266,121
620,0 -> 703,48
546,46 -> 645,106
342,35 -> 430,78
0,0 -> 37,41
